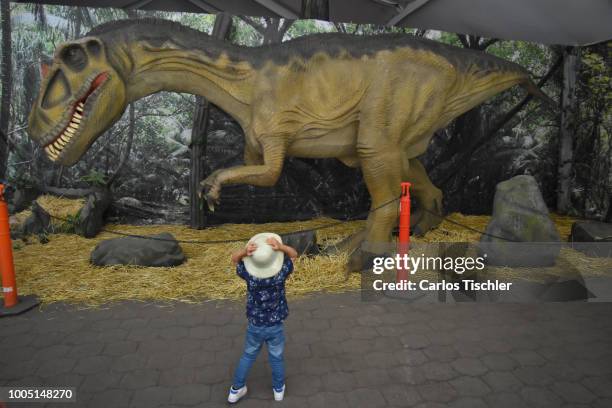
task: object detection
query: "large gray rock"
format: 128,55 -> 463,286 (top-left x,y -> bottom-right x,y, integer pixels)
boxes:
570,221 -> 612,257
91,232 -> 186,267
479,175 -> 561,267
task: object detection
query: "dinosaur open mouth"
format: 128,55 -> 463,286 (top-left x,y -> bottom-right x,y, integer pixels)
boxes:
44,72 -> 109,161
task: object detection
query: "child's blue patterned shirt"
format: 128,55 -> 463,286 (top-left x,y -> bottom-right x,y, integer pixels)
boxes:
237,254 -> 293,327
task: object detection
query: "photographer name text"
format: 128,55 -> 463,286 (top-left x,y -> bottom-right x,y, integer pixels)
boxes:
371,254 -> 512,292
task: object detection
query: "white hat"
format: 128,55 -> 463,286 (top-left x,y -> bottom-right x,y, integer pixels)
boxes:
243,232 -> 284,279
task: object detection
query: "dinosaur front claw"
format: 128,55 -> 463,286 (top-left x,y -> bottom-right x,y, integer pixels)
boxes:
205,194 -> 217,212
198,179 -> 220,212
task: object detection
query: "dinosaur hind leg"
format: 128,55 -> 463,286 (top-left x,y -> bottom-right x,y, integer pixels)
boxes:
325,228 -> 366,255
402,157 -> 444,236
347,152 -> 401,272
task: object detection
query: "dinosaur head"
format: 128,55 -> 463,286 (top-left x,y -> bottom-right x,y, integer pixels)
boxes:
28,37 -> 127,165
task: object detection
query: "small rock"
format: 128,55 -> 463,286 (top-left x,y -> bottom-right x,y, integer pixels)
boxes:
21,202 -> 52,237
91,232 -> 186,267
479,175 -> 561,267
570,221 -> 612,257
280,230 -> 319,255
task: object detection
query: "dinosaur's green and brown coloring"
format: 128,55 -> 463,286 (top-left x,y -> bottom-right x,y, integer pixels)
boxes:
27,18 -> 554,270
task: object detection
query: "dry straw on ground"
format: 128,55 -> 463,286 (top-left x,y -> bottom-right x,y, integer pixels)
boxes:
37,195 -> 86,218
11,199 -> 611,306
11,195 -> 85,230
14,217 -> 362,306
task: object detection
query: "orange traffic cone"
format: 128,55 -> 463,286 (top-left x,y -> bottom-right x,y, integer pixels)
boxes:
0,183 -> 39,317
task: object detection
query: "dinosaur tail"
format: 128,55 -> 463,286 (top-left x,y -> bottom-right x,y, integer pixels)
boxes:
520,78 -> 557,110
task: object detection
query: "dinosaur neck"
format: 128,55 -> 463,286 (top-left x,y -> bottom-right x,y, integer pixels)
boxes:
123,38 -> 255,126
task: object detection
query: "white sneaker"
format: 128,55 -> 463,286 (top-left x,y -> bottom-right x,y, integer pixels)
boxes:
228,385 -> 247,404
273,384 -> 285,401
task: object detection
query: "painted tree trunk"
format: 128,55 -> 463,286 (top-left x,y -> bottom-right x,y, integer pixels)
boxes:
301,0 -> 329,20
557,47 -> 580,214
190,95 -> 210,229
106,103 -> 135,187
0,0 -> 11,180
189,13 -> 233,229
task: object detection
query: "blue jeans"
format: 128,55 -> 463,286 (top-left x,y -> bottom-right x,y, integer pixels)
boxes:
232,322 -> 285,390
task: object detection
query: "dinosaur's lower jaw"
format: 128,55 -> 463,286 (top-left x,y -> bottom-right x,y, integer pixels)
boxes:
44,72 -> 109,162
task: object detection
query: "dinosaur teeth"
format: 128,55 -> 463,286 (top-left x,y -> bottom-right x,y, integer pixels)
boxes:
46,96 -> 88,159
45,145 -> 58,160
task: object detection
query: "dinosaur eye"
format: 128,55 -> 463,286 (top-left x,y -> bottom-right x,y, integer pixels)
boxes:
61,44 -> 88,72
86,39 -> 102,56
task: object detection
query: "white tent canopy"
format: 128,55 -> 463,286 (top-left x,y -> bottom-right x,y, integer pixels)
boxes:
14,0 -> 612,45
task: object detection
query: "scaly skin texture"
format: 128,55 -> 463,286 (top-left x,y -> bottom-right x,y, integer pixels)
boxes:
27,19 -> 553,270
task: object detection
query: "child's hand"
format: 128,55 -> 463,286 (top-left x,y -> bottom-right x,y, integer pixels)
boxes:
265,237 -> 282,251
246,242 -> 258,256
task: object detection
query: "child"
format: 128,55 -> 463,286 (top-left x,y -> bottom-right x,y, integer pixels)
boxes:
228,232 -> 298,404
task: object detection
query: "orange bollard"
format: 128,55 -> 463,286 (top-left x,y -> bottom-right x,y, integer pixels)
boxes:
0,183 -> 39,316
0,184 -> 18,307
396,182 -> 411,284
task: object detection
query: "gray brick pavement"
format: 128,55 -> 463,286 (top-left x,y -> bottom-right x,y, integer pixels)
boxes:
0,292 -> 611,407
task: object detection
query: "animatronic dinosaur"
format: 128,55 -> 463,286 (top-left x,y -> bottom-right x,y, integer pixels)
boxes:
27,19 -> 554,269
